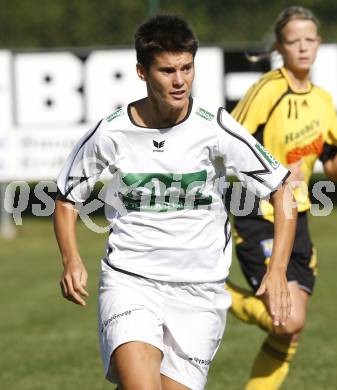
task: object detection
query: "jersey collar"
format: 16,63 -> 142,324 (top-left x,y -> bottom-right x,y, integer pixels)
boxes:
127,96 -> 194,129
280,67 -> 312,94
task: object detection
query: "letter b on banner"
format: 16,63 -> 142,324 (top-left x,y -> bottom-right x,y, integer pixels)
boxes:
15,52 -> 83,126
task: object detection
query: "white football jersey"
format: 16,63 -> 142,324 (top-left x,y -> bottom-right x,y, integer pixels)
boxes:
57,98 -> 289,282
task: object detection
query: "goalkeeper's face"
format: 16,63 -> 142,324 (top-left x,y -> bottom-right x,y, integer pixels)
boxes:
276,19 -> 320,74
137,51 -> 195,114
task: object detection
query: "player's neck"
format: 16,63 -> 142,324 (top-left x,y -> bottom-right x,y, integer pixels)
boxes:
284,67 -> 311,91
131,97 -> 190,128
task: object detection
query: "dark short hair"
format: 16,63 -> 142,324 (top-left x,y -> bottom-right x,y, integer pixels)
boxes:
135,14 -> 198,69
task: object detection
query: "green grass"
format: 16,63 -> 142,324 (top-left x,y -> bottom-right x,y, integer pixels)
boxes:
1,210 -> 336,389
207,209 -> 337,390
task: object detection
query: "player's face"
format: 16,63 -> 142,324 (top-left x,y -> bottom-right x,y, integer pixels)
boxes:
276,19 -> 320,74
137,51 -> 194,112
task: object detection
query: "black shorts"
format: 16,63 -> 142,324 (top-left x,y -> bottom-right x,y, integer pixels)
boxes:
234,212 -> 317,295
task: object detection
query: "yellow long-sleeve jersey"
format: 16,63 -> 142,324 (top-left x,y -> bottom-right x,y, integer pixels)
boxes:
232,67 -> 337,220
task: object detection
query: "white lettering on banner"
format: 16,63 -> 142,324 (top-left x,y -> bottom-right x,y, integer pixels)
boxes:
9,127 -> 88,181
15,52 -> 83,126
86,49 -> 146,121
0,45 -> 336,182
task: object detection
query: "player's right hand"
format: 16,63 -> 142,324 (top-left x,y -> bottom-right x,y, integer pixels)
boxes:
60,259 -> 89,306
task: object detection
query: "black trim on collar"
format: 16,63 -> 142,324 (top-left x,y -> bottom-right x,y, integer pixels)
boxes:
127,96 -> 193,129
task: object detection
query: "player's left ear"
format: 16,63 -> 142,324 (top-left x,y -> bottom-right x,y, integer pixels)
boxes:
136,63 -> 147,81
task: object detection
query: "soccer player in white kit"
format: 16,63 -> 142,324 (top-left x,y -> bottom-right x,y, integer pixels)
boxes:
54,14 -> 297,390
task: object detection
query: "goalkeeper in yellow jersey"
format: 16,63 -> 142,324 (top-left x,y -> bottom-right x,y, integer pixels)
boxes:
229,6 -> 337,390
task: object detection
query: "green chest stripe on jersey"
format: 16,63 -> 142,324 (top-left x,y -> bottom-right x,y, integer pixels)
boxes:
255,142 -> 280,169
121,170 -> 212,212
196,107 -> 215,121
106,108 -> 124,122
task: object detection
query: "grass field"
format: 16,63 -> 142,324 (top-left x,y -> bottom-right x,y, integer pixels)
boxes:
1,210 -> 336,389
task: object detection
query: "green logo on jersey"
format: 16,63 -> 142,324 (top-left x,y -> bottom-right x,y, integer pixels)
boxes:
120,170 -> 212,212
106,108 -> 124,122
196,107 -> 215,121
255,142 -> 280,169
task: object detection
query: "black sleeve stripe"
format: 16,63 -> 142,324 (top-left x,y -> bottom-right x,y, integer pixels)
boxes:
239,74 -> 283,124
76,119 -> 103,155
265,89 -> 291,123
217,107 -> 275,191
234,77 -> 265,120
234,72 -> 283,125
236,88 -> 290,145
64,176 -> 90,198
269,170 -> 291,197
281,169 -> 291,184
56,188 -> 76,204
224,216 -> 232,251
319,142 -> 337,164
64,119 -> 103,196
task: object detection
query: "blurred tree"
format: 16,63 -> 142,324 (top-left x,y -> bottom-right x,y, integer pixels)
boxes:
0,0 -> 149,48
0,0 -> 336,49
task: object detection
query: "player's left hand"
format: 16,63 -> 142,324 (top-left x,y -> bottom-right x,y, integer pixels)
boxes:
256,267 -> 291,327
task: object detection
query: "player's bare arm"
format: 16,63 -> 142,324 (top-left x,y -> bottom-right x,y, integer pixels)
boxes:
54,196 -> 89,306
256,183 -> 297,326
286,159 -> 305,186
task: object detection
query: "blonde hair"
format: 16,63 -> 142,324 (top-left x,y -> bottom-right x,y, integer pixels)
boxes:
274,5 -> 319,43
247,6 -> 320,63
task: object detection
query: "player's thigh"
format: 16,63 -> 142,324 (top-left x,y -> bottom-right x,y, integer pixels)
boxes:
98,262 -> 164,385
160,281 -> 230,390
283,281 -> 309,334
113,341 -> 162,390
265,281 -> 309,336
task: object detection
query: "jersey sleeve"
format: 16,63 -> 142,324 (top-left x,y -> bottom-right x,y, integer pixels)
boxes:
216,108 -> 289,198
231,78 -> 274,134
319,94 -> 337,163
57,119 -> 116,203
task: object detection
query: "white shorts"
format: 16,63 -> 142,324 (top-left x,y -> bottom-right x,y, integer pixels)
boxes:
98,259 -> 231,390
